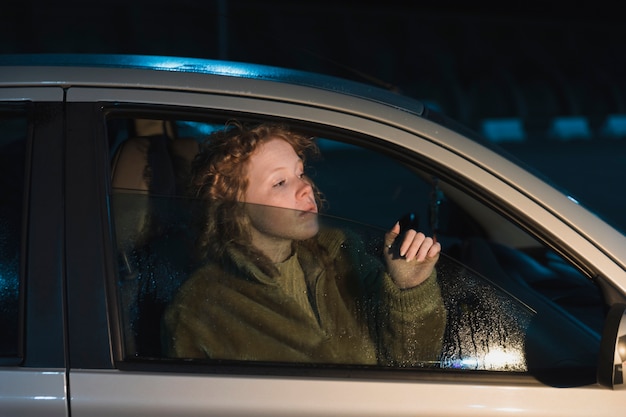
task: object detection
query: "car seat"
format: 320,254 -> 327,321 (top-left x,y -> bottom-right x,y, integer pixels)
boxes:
110,119 -> 199,358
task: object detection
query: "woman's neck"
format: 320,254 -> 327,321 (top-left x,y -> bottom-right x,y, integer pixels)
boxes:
249,228 -> 294,263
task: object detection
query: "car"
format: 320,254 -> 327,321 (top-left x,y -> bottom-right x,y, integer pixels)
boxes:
0,53 -> 625,416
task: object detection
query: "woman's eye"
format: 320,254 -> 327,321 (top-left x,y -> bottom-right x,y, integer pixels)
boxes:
273,179 -> 286,188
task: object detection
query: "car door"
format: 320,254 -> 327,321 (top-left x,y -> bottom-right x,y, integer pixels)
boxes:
64,84 -> 625,416
0,88 -> 67,416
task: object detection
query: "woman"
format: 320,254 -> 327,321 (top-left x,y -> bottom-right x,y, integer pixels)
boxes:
162,121 -> 446,366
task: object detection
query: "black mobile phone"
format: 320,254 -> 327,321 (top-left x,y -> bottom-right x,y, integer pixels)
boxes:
398,212 -> 419,233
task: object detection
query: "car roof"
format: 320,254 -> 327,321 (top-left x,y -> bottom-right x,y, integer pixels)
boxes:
0,53 -> 425,115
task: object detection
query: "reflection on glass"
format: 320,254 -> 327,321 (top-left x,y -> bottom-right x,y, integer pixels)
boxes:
161,202 -> 446,366
113,193 -> 543,371
437,258 -> 531,371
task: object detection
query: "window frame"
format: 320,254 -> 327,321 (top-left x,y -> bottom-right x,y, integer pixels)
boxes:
98,103 -> 606,388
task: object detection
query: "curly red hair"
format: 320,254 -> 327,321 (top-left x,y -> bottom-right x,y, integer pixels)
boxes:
190,121 -> 324,271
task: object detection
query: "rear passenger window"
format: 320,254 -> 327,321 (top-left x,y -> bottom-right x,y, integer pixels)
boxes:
0,106 -> 27,363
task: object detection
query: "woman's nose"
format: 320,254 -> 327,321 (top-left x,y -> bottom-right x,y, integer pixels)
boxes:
296,178 -> 313,198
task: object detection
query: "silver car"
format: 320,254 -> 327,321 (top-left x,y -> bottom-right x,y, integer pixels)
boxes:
0,54 -> 625,416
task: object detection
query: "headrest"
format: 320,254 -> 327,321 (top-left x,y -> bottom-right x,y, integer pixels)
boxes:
111,134 -> 199,255
111,137 -> 151,192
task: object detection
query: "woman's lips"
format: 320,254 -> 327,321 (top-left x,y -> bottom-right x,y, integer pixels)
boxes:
300,203 -> 318,215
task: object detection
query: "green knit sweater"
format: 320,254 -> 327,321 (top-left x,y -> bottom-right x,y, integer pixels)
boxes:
162,228 -> 446,366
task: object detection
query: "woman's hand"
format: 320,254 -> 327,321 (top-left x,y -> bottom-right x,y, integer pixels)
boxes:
383,222 -> 441,289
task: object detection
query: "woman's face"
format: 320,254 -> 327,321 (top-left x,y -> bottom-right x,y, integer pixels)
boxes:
243,138 -> 319,242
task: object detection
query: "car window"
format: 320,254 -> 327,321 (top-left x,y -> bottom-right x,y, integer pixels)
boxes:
106,114 -> 605,385
0,106 -> 27,364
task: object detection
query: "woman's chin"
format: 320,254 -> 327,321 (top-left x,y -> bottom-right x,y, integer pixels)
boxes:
296,216 -> 320,240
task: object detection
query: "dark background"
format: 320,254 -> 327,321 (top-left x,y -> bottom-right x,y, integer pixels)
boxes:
2,0 -> 625,231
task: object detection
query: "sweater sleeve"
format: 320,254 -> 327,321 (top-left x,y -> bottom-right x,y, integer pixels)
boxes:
376,268 -> 447,366
327,228 -> 447,367
163,301 -> 211,358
